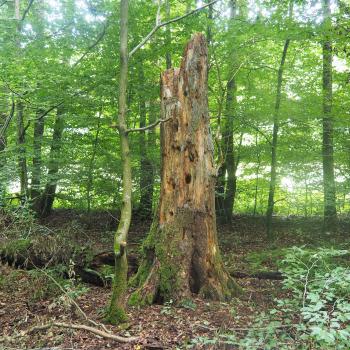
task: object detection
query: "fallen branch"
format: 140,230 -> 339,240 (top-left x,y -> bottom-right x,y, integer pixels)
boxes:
0,322 -> 139,344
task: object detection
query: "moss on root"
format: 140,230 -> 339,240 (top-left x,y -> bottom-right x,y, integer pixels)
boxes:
105,306 -> 128,325
129,209 -> 242,306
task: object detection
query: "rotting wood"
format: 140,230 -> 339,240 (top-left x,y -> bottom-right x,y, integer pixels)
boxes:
130,33 -> 241,305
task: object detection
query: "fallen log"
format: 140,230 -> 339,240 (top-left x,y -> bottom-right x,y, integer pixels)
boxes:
0,239 -> 139,286
230,271 -> 284,280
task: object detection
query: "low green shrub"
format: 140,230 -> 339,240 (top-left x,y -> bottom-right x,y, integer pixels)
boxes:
190,247 -> 350,349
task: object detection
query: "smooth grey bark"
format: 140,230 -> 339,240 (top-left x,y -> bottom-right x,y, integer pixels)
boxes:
206,0 -> 213,45
0,111 -> 8,205
253,133 -> 261,216
39,107 -> 64,217
16,101 -> 29,202
322,0 -> 337,232
137,62 -> 154,216
86,114 -> 101,213
266,38 -> 290,240
165,0 -> 172,69
31,111 -> 45,212
14,0 -> 29,203
216,0 -> 237,223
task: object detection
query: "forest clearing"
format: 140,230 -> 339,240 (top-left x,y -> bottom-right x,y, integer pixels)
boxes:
0,0 -> 350,349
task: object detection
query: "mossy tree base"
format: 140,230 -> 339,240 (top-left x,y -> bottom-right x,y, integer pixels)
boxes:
130,210 -> 240,306
106,252 -> 128,324
130,34 -> 241,306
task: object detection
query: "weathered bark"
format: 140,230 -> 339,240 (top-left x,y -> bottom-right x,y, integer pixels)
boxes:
137,62 -> 154,217
130,34 -> 240,306
31,112 -> 45,213
107,0 -> 130,324
266,39 -> 290,240
16,101 -> 29,202
322,0 -> 337,232
39,107 -> 64,217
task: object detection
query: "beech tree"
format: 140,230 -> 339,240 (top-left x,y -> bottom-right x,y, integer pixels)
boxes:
321,0 -> 337,232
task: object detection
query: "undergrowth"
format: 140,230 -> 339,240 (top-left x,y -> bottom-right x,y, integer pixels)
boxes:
190,246 -> 350,349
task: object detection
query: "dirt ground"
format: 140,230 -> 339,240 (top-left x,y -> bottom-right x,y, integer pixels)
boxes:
1,211 -> 349,349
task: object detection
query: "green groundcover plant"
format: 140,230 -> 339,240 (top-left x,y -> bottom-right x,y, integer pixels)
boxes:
190,247 -> 350,349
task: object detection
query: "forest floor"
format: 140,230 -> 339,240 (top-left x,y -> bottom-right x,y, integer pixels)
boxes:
0,211 -> 349,349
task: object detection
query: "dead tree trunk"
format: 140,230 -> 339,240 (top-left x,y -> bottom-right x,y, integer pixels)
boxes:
130,34 -> 240,306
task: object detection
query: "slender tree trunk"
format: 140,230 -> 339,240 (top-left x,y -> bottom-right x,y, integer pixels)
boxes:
14,0 -> 29,204
165,0 -> 172,70
304,179 -> 308,217
86,114 -> 101,213
31,112 -> 45,213
322,0 -> 337,232
216,0 -> 237,223
16,101 -> 29,202
130,34 -> 240,306
137,62 -> 154,217
225,132 -> 243,217
222,78 -> 237,222
39,107 -> 64,217
107,0 -> 130,324
253,133 -> 261,216
266,39 -> 290,240
206,0 -> 213,46
0,112 -> 7,205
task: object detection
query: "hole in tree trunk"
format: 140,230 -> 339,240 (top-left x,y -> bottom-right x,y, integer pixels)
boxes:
153,287 -> 163,304
185,173 -> 192,184
189,255 -> 201,293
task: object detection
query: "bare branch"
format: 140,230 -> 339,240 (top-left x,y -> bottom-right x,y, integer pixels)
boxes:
72,20 -> 109,68
0,1 -> 8,9
0,76 -> 32,104
0,98 -> 15,141
126,116 -> 172,134
20,0 -> 35,22
129,0 -> 220,57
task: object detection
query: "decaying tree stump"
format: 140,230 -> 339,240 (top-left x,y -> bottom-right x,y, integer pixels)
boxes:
130,33 -> 241,305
